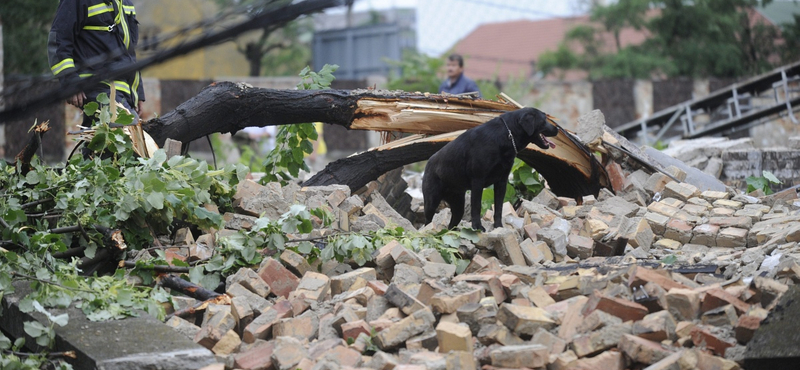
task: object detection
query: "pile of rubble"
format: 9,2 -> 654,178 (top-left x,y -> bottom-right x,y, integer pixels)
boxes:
156,157 -> 800,369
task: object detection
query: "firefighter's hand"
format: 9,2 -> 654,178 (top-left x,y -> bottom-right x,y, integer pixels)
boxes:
136,100 -> 144,115
68,92 -> 86,108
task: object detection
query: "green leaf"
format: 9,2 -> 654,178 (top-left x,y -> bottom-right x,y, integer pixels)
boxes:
84,102 -> 99,116
96,93 -> 110,105
146,192 -> 165,210
87,130 -> 108,152
51,313 -> 69,327
0,332 -> 11,350
115,109 -> 134,125
763,170 -> 781,184
85,243 -> 97,259
661,254 -> 677,265
200,273 -> 221,291
25,171 -> 40,185
23,321 -> 46,338
188,266 -> 204,285
297,241 -> 314,254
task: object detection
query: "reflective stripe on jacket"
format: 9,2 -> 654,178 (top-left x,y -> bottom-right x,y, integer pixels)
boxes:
48,0 -> 145,105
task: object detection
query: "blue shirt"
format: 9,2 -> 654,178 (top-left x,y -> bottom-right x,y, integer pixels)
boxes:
439,74 -> 482,97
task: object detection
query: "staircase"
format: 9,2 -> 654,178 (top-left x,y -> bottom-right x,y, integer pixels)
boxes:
615,61 -> 800,144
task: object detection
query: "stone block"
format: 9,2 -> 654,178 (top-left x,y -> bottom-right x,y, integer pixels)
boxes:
664,218 -> 694,244
571,322 -> 632,358
435,321 -> 472,353
374,308 -> 436,350
272,314 -> 318,340
294,271 -> 330,303
619,334 -> 674,365
520,239 -> 554,265
647,202 -> 680,218
580,219 -> 609,241
195,310 -> 236,350
701,287 -> 751,315
279,249 -> 312,278
713,199 -> 744,210
666,288 -> 701,321
233,341 -> 275,370
654,238 -> 682,250
496,303 -> 556,336
645,212 -> 670,235
663,182 -> 700,202
384,283 -> 427,315
406,330 -> 438,351
330,267 -> 377,295
644,173 -> 674,195
632,310 -> 676,342
490,344 -> 549,368
575,309 -> 623,335
416,279 -> 447,306
567,233 -> 594,259
691,223 -> 719,247
257,258 -> 300,299
271,337 -> 308,370
226,283 -> 270,314
477,323 -> 524,346
234,180 -> 289,220
533,188 -> 561,209
619,217 -> 654,251
430,282 -> 483,314
628,266 -> 688,291
701,304 -> 738,327
456,302 -> 496,335
223,212 -> 257,230
453,274 -> 506,304
210,329 -> 241,356
527,285 -> 556,308
701,190 -> 731,202
493,228 -> 526,266
537,228 -> 569,257
226,268 -> 271,298
319,345 -> 362,367
242,300 -> 293,343
166,316 -> 201,341
716,227 -> 748,248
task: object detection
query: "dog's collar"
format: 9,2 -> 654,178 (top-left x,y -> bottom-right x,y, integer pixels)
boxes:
500,117 -> 518,155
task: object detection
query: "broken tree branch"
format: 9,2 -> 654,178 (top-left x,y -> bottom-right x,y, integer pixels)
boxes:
14,121 -> 50,176
121,261 -> 190,274
141,82 -> 514,146
160,275 -> 220,301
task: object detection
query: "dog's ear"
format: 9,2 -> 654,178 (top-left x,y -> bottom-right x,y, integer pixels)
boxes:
522,110 -> 540,136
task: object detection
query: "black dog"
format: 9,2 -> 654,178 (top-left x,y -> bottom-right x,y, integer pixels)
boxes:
423,108 -> 559,231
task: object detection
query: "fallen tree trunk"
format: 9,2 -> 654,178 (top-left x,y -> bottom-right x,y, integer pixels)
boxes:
142,82 -> 611,199
142,81 -> 514,146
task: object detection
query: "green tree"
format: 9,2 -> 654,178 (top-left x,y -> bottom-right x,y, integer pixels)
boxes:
539,0 -> 786,79
0,0 -> 58,76
385,50 -> 444,93
213,0 -> 314,76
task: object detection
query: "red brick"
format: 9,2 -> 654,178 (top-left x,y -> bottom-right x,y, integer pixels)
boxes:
735,315 -> 762,344
702,288 -> 751,315
233,341 -> 275,370
257,258 -> 300,298
367,280 -> 388,295
690,327 -> 736,356
341,320 -> 371,342
606,161 -> 627,193
582,291 -> 648,322
628,266 -> 688,291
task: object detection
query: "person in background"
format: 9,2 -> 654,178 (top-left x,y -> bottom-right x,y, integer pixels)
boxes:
438,54 -> 481,97
49,0 -> 145,125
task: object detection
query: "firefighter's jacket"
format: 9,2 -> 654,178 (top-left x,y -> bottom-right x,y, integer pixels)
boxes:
48,0 -> 145,106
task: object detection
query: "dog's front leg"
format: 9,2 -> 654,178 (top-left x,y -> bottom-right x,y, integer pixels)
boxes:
493,180 -> 507,228
469,181 -> 485,231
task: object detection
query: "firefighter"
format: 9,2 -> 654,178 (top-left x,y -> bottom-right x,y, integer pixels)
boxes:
48,0 -> 145,125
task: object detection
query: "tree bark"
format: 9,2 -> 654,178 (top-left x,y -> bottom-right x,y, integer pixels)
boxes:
141,81 -> 514,146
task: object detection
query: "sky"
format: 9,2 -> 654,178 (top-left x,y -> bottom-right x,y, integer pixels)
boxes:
328,0 -> 587,56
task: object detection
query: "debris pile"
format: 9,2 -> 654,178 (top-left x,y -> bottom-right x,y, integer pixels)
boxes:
157,151 -> 800,369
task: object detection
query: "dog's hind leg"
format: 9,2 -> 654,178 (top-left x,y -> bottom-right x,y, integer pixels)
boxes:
443,191 -> 465,229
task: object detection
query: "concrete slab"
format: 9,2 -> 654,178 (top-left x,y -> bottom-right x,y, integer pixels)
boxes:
1,281 -> 215,370
744,285 -> 800,369
643,146 -> 727,192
